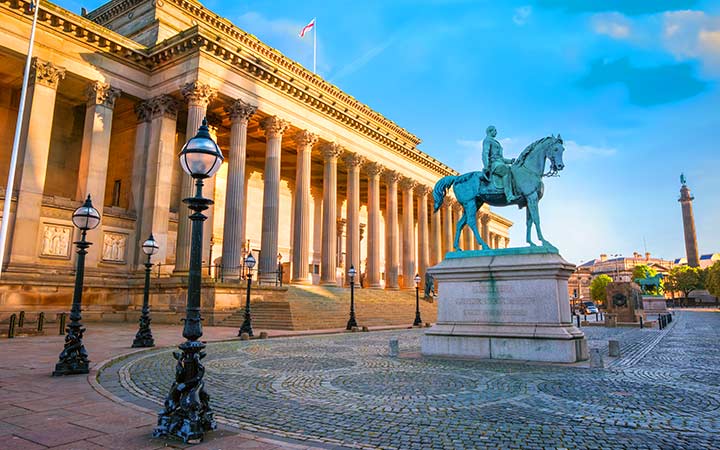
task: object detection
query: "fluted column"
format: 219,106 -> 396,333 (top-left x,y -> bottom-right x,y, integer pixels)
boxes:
320,143 -> 342,285
452,202 -> 462,250
221,99 -> 256,279
430,198 -> 442,265
481,213 -> 490,248
174,81 -> 216,273
291,130 -> 318,283
399,177 -> 416,288
417,185 -> 430,281
258,116 -> 289,283
442,199 -> 453,254
343,151 -> 364,285
383,170 -> 401,289
10,59 -> 65,265
364,162 -> 383,288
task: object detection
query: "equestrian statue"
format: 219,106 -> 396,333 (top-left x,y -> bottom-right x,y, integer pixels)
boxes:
433,126 -> 566,251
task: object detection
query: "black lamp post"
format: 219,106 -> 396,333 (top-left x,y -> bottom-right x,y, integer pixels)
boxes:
413,273 -> 423,327
52,195 -> 100,376
132,234 -> 159,348
154,118 -> 222,443
346,265 -> 358,330
239,251 -> 256,337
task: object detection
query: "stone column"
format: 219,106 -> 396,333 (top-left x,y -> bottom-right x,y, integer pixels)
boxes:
174,81 -> 216,273
399,177 -> 416,288
138,95 -> 179,267
10,59 -> 65,265
291,130 -> 318,283
481,213 -> 491,247
679,183 -> 700,267
417,185 -> 430,282
430,198 -> 442,265
320,143 -> 342,285
129,102 -> 152,267
258,116 -> 289,283
364,162 -> 383,288
442,199 -> 453,255
221,99 -> 256,279
462,218 -> 473,251
383,170 -> 401,289
343,151 -> 364,284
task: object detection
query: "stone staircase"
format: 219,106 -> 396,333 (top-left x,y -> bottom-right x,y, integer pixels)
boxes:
218,285 -> 437,330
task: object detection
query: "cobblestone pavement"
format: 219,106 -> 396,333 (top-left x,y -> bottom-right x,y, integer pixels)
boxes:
104,311 -> 720,450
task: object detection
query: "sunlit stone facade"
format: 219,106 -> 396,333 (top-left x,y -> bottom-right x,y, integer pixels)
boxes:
0,0 -> 511,320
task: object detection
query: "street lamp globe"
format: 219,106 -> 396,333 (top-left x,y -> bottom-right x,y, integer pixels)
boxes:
142,234 -> 160,256
245,252 -> 256,270
414,273 -> 421,287
72,195 -> 101,231
179,118 -> 224,179
348,265 -> 356,280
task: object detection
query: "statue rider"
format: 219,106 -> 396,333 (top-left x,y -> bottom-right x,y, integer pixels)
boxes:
482,125 -> 517,202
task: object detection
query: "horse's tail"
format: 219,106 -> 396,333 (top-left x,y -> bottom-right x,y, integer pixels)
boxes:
433,176 -> 457,212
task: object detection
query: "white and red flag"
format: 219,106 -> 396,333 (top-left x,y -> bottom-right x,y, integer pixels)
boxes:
299,18 -> 315,38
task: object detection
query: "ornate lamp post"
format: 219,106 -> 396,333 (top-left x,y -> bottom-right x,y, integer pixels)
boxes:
346,265 -> 358,330
413,273 -> 423,327
52,195 -> 100,376
239,251 -> 256,337
132,234 -> 159,348
154,118 -> 222,443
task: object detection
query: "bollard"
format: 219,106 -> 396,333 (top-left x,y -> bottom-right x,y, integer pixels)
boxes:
639,316 -> 644,329
37,312 -> 45,332
667,313 -> 672,324
389,338 -> 399,357
58,313 -> 67,335
18,311 -> 25,328
8,313 -> 17,338
576,315 -> 581,327
608,340 -> 621,357
589,348 -> 603,368
584,314 -> 587,322
595,312 -> 598,322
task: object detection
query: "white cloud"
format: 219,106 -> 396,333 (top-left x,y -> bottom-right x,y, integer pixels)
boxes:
662,10 -> 720,75
563,140 -> 617,160
513,6 -> 532,26
591,12 -> 632,39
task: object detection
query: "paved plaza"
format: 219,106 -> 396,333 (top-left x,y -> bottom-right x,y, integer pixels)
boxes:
94,311 -> 720,450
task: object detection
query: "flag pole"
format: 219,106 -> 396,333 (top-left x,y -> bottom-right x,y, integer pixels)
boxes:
313,17 -> 317,74
0,0 -> 41,278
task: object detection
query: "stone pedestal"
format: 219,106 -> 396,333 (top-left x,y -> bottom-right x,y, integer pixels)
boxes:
642,295 -> 668,315
605,282 -> 643,323
422,248 -> 587,363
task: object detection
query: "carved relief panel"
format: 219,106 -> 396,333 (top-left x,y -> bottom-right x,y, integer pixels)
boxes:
40,224 -> 72,258
102,232 -> 128,263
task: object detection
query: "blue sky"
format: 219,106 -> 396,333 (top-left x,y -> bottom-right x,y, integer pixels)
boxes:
65,0 -> 719,263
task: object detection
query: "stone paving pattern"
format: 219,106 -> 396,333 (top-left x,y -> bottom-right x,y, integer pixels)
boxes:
110,311 -> 720,449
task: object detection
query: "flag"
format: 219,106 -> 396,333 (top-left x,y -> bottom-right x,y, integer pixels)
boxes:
299,18 -> 315,38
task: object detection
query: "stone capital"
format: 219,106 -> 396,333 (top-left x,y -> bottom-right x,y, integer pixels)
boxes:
295,130 -> 319,148
30,58 -> 65,90
398,177 -> 417,192
364,161 -> 384,177
134,100 -> 153,123
321,142 -> 343,161
416,185 -> 432,197
452,201 -> 462,212
181,81 -> 217,107
225,99 -> 256,123
260,116 -> 290,139
342,151 -> 365,169
148,94 -> 179,120
382,169 -> 401,185
86,81 -> 122,109
480,212 -> 491,224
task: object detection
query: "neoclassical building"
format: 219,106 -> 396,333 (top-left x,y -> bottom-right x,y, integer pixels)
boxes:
0,0 -> 511,320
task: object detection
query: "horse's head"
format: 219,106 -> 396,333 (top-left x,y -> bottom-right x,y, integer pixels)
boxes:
545,134 -> 565,176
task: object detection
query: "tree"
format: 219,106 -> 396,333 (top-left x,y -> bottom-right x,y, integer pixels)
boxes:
590,274 -> 613,304
706,262 -> 720,299
664,265 -> 703,299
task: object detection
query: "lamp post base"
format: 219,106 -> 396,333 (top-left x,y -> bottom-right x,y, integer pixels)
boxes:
52,328 -> 89,376
153,340 -> 216,443
132,317 -> 155,348
413,313 -> 423,327
346,316 -> 358,331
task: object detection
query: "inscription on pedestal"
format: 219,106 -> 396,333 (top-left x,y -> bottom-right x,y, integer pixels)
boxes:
452,282 -> 528,319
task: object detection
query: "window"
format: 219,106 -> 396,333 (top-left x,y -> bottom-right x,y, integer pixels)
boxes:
111,180 -> 121,207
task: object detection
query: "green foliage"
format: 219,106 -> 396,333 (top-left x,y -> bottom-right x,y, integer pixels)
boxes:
706,262 -> 720,298
632,264 -> 657,281
665,265 -> 703,298
590,274 -> 613,304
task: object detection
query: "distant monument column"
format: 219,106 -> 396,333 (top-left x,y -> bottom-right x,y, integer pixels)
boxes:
678,174 -> 700,267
